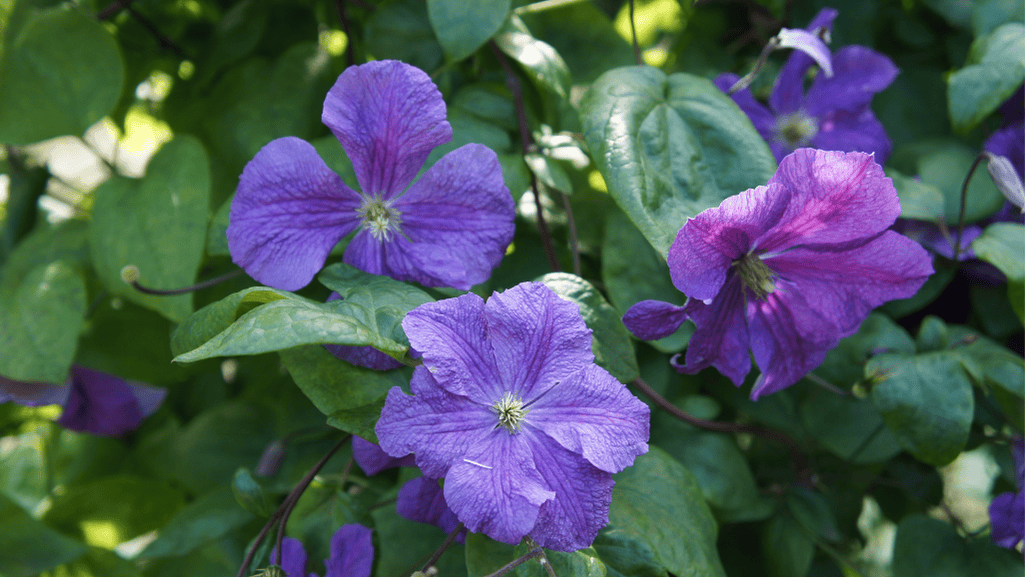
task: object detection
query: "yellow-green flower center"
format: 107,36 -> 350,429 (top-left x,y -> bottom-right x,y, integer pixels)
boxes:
491,392 -> 529,434
735,252 -> 776,300
775,112 -> 818,149
357,196 -> 403,242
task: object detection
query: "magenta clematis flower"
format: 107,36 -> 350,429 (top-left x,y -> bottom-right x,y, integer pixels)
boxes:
0,365 -> 166,436
228,60 -> 515,291
989,437 -> 1024,550
375,282 -> 650,551
273,524 -> 373,577
352,436 -> 465,542
623,149 -> 933,399
715,8 -> 898,164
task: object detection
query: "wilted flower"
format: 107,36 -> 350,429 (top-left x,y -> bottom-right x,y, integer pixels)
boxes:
623,149 -> 932,399
376,282 -> 650,551
989,437 -> 1024,550
273,524 -> 373,577
0,365 -> 165,436
228,60 -> 515,291
716,8 -> 898,163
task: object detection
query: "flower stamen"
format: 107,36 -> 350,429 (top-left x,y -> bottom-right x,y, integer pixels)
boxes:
491,391 -> 529,434
735,252 -> 777,300
357,195 -> 403,242
774,111 -> 819,149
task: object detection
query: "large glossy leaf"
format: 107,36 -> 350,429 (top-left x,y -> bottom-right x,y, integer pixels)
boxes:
365,0 -> 444,72
580,66 -> 776,256
428,0 -> 510,62
493,15 -> 571,101
972,223 -> 1025,284
869,352 -> 974,466
538,272 -> 640,382
89,136 -> 211,323
948,23 -> 1025,133
136,486 -> 254,559
0,6 -> 124,144
0,261 -> 85,383
892,515 -> 1022,577
0,493 -> 88,576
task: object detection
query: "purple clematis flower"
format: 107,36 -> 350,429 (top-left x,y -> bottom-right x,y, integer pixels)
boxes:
623,149 -> 933,399
989,437 -> 1024,550
0,365 -> 166,436
273,524 -> 373,577
352,436 -> 465,543
715,8 -> 898,164
228,60 -> 515,291
375,282 -> 650,552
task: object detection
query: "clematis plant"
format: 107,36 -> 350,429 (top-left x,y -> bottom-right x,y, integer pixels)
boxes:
272,524 -> 373,577
375,282 -> 650,551
989,437 -> 1025,550
623,149 -> 933,399
0,365 -> 166,436
715,8 -> 898,164
228,60 -> 515,291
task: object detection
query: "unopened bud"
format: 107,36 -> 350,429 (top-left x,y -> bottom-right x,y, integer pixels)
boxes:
983,152 -> 1025,212
255,439 -> 287,477
120,264 -> 141,284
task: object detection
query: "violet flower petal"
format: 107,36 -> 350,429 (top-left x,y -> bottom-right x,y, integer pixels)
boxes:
759,149 -> 900,252
324,524 -> 374,577
0,375 -> 70,406
274,537 -> 309,577
527,364 -> 649,473
985,122 -> 1025,182
352,436 -> 415,476
622,300 -> 689,341
396,477 -> 466,543
989,491 -> 1024,549
228,137 -> 361,291
804,46 -> 898,115
321,60 -> 452,199
57,366 -> 166,437
527,431 -> 615,552
401,292 -> 502,402
484,282 -> 594,401
668,183 -> 791,300
770,8 -> 839,115
443,430 -> 554,546
775,28 -> 833,77
809,107 -> 893,164
375,370 -> 493,479
713,73 -> 779,137
677,278 -> 752,386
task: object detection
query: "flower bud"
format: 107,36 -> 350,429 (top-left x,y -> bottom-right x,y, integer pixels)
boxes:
983,152 -> 1025,212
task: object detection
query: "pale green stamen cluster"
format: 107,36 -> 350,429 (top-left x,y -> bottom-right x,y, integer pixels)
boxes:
775,111 -> 819,149
735,252 -> 776,300
491,391 -> 529,434
357,195 -> 403,242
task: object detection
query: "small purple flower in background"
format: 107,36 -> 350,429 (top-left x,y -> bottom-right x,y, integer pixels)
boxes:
352,436 -> 465,542
0,365 -> 166,436
989,437 -> 1024,550
273,524 -> 373,577
715,8 -> 899,164
623,149 -> 932,399
375,282 -> 650,551
228,60 -> 515,291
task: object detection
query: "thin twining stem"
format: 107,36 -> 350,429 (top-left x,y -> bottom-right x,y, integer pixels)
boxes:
420,522 -> 465,573
953,152 -> 986,261
560,192 -> 581,276
629,0 -> 642,66
482,548 -> 547,577
123,267 -> 243,296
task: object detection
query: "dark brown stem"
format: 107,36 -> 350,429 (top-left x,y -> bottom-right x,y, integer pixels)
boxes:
333,0 -> 356,67
629,0 -> 642,66
483,548 -> 546,577
129,269 -> 243,296
560,192 -> 581,276
489,41 -> 561,273
728,35 -> 781,94
421,522 -> 465,573
97,0 -> 135,19
237,435 -> 352,577
125,6 -> 184,57
953,152 -> 986,261
630,377 -> 810,481
804,373 -> 855,398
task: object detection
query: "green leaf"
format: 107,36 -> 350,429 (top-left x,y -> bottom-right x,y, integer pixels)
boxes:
206,196 -> 231,257
318,263 -> 434,342
607,447 -> 725,577
592,527 -> 668,577
494,15 -> 572,100
948,23 -> 1025,133
869,352 -> 974,466
0,6 -> 124,144
972,223 -> 1025,283
785,488 -> 840,543
972,0 -> 1025,37
0,261 -> 85,383
170,287 -> 291,357
580,66 -> 776,257
89,136 -> 211,323
466,533 -> 518,577
278,344 -> 403,417
525,152 -> 573,194
799,390 -> 902,463
762,512 -> 814,577
137,485 -> 254,559
893,515 -> 1022,577
538,273 -> 640,382
365,0 -> 444,72
231,468 -> 272,517
0,219 -> 89,295
326,398 -> 388,444
0,492 -> 88,576
512,544 -> 607,577
887,168 -> 946,221
428,0 -> 510,62
816,312 -> 916,386
601,211 -> 693,353
371,497 -> 468,577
